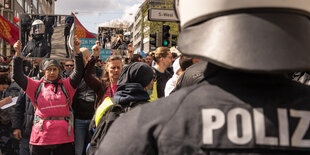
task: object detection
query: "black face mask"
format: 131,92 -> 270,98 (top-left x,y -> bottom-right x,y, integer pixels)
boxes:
32,34 -> 44,41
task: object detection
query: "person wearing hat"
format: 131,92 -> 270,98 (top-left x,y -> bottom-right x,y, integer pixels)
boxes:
87,61 -> 155,154
22,19 -> 50,58
12,36 -> 84,155
96,0 -> 310,154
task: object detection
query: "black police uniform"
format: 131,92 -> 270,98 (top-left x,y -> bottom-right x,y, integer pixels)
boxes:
96,64 -> 310,155
22,39 -> 50,58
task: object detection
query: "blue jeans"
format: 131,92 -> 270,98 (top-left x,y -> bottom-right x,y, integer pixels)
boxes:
19,138 -> 30,155
74,119 -> 91,155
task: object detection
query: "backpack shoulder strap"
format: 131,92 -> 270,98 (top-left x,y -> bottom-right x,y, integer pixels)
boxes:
34,82 -> 44,110
59,83 -> 74,136
59,83 -> 70,105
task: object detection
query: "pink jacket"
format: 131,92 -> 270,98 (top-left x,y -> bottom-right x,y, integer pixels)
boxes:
25,77 -> 76,145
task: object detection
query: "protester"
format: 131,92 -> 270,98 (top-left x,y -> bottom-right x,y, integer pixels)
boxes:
144,52 -> 154,67
153,47 -> 173,98
72,48 -> 99,155
95,59 -> 103,78
126,44 -> 134,59
11,63 -> 44,155
96,0 -> 310,154
111,34 -> 123,49
62,60 -> 74,79
0,73 -> 19,155
12,90 -> 33,155
87,62 -> 155,155
21,20 -> 50,58
104,38 -> 111,49
166,52 -> 179,75
171,52 -> 178,62
84,43 -> 123,109
12,36 -> 84,155
27,59 -> 42,77
164,55 -> 194,96
5,65 -> 21,98
130,54 -> 143,63
64,16 -> 74,58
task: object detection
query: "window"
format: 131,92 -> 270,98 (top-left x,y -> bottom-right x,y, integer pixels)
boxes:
38,5 -> 42,14
25,2 -> 28,12
28,4 -> 31,13
17,0 -> 23,7
33,0 -> 38,9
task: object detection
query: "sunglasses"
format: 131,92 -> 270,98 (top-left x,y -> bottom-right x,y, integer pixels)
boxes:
65,65 -> 74,67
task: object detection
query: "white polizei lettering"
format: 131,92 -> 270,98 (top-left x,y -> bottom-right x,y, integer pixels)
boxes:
202,109 -> 225,144
227,108 -> 253,145
290,109 -> 310,147
277,108 -> 289,146
253,108 -> 278,145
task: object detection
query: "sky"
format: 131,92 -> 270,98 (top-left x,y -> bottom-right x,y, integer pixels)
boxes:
55,0 -> 144,33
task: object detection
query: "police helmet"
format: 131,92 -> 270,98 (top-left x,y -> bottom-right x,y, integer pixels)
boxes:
32,19 -> 45,35
175,0 -> 310,72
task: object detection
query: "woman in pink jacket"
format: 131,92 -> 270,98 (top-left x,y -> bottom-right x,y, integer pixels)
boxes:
12,37 -> 84,155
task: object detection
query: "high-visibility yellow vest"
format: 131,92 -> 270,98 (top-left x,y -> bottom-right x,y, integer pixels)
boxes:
94,97 -> 114,127
148,81 -> 158,102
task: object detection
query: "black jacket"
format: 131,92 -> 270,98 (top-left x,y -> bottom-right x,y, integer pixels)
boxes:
72,78 -> 96,120
11,90 -> 34,138
153,68 -> 172,98
114,83 -> 150,107
73,65 -> 102,120
22,39 -> 50,58
97,64 -> 310,154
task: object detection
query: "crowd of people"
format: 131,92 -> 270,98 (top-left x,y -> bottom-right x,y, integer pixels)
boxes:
1,0 -> 310,154
0,35 -> 194,155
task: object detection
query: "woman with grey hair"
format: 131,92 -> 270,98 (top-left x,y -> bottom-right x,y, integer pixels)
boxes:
12,36 -> 84,155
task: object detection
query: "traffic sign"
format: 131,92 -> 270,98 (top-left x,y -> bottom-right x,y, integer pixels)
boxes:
148,8 -> 179,22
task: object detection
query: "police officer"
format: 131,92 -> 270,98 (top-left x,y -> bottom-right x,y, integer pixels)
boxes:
43,15 -> 55,51
22,20 -> 50,58
20,14 -> 32,49
64,16 -> 74,58
96,0 -> 310,154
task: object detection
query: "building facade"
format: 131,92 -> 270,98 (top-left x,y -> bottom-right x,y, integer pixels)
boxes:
131,0 -> 174,54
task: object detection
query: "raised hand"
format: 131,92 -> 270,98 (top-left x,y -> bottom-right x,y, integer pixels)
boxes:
13,129 -> 22,140
14,40 -> 22,57
74,35 -> 81,54
92,41 -> 100,57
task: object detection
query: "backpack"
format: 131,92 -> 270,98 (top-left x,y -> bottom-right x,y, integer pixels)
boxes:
86,97 -> 144,155
34,82 -> 74,136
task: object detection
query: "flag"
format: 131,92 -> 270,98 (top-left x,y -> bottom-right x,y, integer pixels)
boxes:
72,13 -> 96,38
0,14 -> 19,45
13,16 -> 19,24
134,48 -> 146,58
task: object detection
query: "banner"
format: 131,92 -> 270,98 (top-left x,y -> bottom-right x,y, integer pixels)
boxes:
0,14 -> 19,45
72,13 -> 96,39
80,38 -> 112,60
